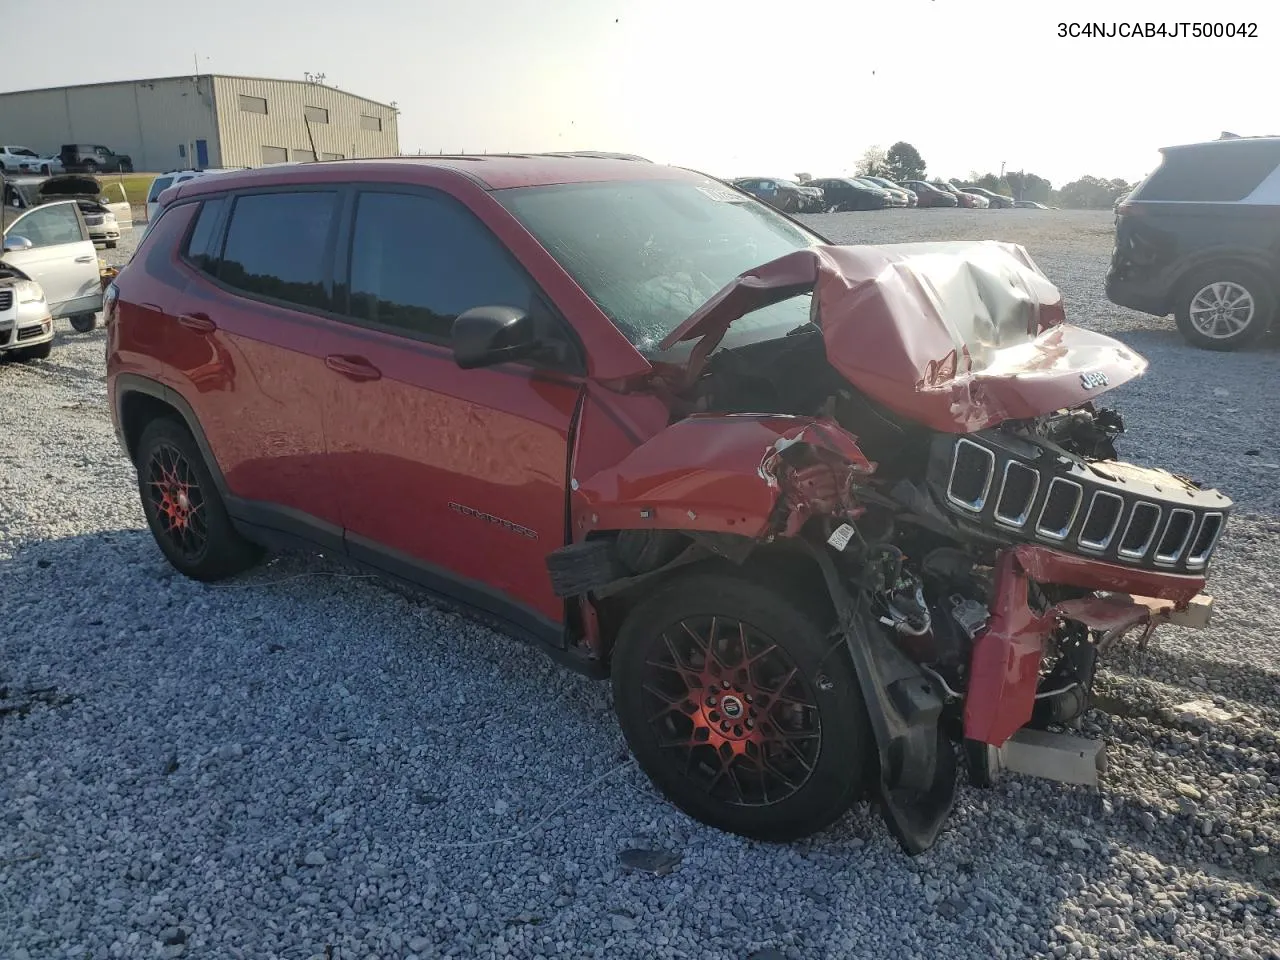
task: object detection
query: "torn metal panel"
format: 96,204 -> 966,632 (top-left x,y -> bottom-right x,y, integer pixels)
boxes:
573,413 -> 873,539
659,242 -> 1148,433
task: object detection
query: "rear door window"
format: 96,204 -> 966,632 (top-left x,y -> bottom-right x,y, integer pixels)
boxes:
1134,140 -> 1280,202
217,191 -> 339,311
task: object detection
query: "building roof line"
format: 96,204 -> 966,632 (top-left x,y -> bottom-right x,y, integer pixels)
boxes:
0,74 -> 397,112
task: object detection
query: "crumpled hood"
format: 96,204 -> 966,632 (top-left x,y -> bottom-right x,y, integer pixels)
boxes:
659,241 -> 1148,433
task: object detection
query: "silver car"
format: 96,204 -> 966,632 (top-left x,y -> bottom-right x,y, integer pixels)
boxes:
0,261 -> 55,360
2,193 -> 104,333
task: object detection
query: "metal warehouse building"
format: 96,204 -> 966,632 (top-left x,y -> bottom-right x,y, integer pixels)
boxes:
0,74 -> 400,172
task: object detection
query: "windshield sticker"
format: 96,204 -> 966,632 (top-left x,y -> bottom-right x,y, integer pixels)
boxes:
698,184 -> 749,203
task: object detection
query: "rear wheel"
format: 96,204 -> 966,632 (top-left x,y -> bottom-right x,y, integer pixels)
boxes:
611,570 -> 872,841
82,160 -> 99,173
70,314 -> 97,333
135,418 -> 263,581
1175,264 -> 1275,351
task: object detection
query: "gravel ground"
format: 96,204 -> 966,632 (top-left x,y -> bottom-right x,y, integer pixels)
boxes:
1,211 -> 1278,960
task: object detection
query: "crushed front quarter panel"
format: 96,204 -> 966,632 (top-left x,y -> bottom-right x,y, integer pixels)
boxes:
573,413 -> 873,540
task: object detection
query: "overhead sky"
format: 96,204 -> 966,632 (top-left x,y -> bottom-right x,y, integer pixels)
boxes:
4,0 -> 1275,187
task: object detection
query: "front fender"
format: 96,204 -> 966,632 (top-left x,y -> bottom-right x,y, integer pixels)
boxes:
572,413 -> 874,540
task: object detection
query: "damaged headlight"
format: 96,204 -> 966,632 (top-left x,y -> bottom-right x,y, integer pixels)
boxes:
14,279 -> 44,303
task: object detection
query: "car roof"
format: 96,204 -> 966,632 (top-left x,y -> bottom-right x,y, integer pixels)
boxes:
1161,135 -> 1280,153
173,154 -> 697,198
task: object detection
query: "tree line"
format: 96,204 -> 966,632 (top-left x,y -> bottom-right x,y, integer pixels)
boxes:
849,142 -> 1135,209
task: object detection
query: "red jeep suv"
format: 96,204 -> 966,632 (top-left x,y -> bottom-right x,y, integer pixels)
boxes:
106,156 -> 1228,854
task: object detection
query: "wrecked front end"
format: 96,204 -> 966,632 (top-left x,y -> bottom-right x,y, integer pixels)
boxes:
549,242 -> 1230,854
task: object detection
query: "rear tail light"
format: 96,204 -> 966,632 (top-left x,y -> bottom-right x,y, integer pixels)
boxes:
103,281 -> 120,328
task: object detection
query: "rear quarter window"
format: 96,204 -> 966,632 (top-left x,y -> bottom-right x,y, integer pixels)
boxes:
182,197 -> 228,273
1133,140 -> 1280,202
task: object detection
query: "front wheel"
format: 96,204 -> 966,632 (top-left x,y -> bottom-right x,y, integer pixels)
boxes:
1174,265 -> 1275,351
70,313 -> 97,333
135,418 -> 263,581
611,570 -> 872,841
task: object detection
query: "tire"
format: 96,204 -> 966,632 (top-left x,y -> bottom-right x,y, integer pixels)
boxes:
135,417 -> 263,581
70,313 -> 97,333
40,164 -> 51,176
120,161 -> 133,173
13,340 -> 53,361
611,569 -> 872,841
82,160 -> 98,173
1174,264 -> 1275,351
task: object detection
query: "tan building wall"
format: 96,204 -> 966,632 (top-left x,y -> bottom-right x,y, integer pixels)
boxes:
0,75 -> 399,173
211,76 -> 399,168
0,77 -> 221,172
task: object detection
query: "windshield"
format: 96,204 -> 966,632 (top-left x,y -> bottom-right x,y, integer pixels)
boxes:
498,177 -> 823,352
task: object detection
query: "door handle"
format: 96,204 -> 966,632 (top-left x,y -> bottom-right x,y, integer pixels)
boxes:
177,313 -> 217,333
74,255 -> 95,263
324,354 -> 382,382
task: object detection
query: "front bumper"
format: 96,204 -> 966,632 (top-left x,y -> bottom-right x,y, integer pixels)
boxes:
0,314 -> 54,352
964,544 -> 1211,745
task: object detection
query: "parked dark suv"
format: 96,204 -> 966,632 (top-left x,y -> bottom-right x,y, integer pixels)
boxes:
105,156 -> 1226,855
1105,136 -> 1280,350
59,144 -> 134,174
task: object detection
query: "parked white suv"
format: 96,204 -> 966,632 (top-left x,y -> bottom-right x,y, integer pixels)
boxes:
145,168 -> 243,222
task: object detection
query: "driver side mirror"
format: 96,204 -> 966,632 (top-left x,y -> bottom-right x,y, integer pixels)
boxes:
3,235 -> 32,252
451,306 -> 545,370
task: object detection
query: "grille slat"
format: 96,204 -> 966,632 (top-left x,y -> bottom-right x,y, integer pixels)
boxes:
1186,513 -> 1224,569
1155,509 -> 1197,565
994,462 -> 1040,528
1035,478 -> 1084,541
1118,502 -> 1162,560
1079,491 -> 1124,552
947,439 -> 995,512
0,290 -> 13,311
15,324 -> 44,342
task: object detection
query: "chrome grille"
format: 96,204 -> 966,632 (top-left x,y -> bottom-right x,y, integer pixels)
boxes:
0,289 -> 13,311
939,436 -> 1230,573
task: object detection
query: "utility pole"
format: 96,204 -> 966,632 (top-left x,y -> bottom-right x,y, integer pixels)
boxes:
999,160 -> 1006,179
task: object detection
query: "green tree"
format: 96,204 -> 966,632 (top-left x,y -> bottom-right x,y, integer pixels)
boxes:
1056,175 -> 1132,209
883,142 -> 926,182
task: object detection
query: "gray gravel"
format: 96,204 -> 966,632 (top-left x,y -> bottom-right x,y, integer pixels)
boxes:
2,212 -> 1278,959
